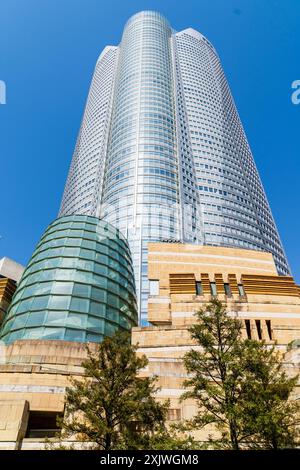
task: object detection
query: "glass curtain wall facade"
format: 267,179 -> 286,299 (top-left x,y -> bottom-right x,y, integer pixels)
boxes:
100,12 -> 182,323
0,216 -> 138,344
173,29 -> 288,275
60,47 -> 118,216
59,11 -> 290,324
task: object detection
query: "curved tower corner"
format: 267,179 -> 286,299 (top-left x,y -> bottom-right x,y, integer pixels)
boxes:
100,11 -> 183,323
59,46 -> 118,217
0,215 -> 138,344
174,27 -> 289,275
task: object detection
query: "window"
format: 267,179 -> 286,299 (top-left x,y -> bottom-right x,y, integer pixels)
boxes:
266,320 -> 273,340
25,411 -> 62,438
46,311 -> 67,326
86,332 -> 102,342
90,301 -> 105,316
87,316 -> 104,332
48,296 -> 70,310
91,287 -> 105,302
7,330 -> 23,342
26,311 -> 46,327
65,328 -> 85,342
224,283 -> 231,296
70,297 -> 89,313
107,293 -> 119,308
25,327 -> 44,339
238,284 -> 245,296
42,327 -> 64,340
16,298 -> 33,313
210,282 -> 217,296
245,320 -> 251,339
73,283 -> 91,297
195,281 -> 202,295
66,313 -> 86,328
149,280 -> 159,296
105,322 -> 117,336
31,296 -> 49,310
52,282 -> 73,295
167,409 -> 181,421
255,320 -> 262,340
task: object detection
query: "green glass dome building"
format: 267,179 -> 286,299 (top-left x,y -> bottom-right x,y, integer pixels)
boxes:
0,215 -> 138,344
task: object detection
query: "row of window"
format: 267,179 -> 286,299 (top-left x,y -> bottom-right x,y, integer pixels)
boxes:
149,279 -> 245,297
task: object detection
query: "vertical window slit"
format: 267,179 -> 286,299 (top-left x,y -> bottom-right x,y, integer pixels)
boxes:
195,281 -> 202,295
266,320 -> 272,340
245,319 -> 251,339
255,320 -> 262,340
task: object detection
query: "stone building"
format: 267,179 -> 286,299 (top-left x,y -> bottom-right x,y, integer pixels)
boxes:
0,243 -> 299,449
132,243 -> 300,439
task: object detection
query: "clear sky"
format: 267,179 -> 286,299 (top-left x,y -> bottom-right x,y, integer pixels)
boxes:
1,0 -> 299,281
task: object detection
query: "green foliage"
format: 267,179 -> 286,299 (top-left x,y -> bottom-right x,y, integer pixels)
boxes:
238,341 -> 300,449
182,298 -> 300,450
147,423 -> 201,450
52,331 -> 170,450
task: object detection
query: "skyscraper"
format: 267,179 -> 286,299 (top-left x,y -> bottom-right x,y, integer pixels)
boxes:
59,11 -> 289,324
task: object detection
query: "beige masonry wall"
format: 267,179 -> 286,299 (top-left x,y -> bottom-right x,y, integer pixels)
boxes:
0,400 -> 29,449
0,340 -> 97,450
133,244 -> 300,439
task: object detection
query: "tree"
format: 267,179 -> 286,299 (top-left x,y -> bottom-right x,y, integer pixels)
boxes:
238,342 -> 300,449
146,423 -> 201,450
54,331 -> 170,450
181,298 -> 300,449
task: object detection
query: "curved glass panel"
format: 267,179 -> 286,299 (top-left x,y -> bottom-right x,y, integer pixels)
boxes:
0,215 -> 138,344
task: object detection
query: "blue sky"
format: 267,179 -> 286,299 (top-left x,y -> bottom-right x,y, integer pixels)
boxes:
1,0 -> 299,281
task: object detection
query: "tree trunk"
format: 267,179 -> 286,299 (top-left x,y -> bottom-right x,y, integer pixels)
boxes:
271,432 -> 278,451
229,422 -> 239,450
104,432 -> 112,450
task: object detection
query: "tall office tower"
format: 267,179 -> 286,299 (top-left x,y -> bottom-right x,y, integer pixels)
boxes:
59,11 -> 289,324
